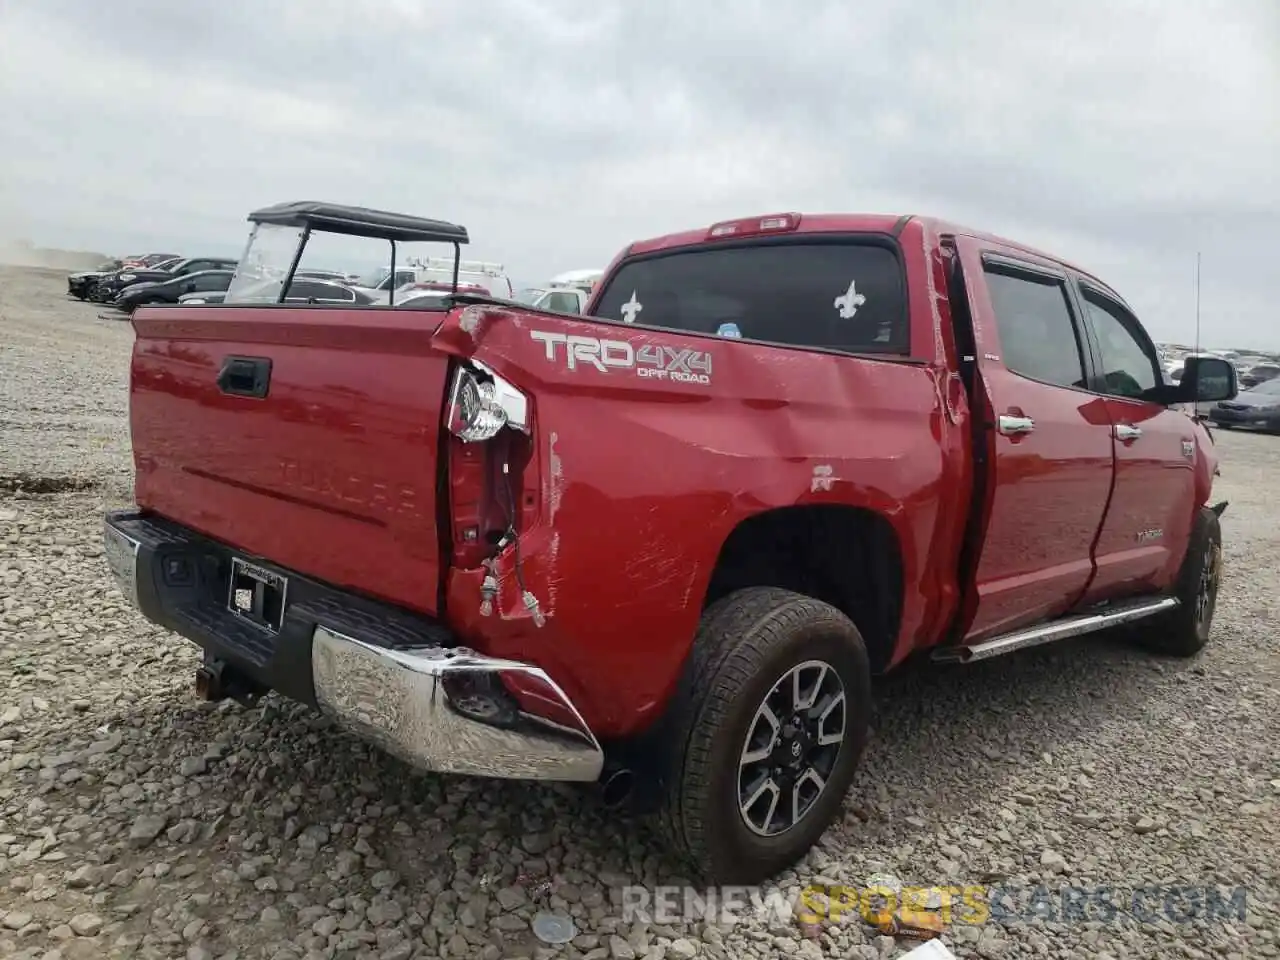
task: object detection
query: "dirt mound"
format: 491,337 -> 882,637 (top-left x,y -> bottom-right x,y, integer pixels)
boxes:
0,239 -> 110,272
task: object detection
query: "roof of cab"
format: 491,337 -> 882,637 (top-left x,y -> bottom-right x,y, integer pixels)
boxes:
622,212 -> 1117,302
247,201 -> 469,244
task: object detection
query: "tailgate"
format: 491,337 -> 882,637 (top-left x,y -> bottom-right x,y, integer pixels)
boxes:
130,306 -> 452,615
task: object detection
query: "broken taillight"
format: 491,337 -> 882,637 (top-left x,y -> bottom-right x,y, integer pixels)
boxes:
707,212 -> 802,239
445,362 -> 530,443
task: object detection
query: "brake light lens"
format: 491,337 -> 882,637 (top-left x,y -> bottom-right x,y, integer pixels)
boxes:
707,212 -> 802,239
445,362 -> 530,442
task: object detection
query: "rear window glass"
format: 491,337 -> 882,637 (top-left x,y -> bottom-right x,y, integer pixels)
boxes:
592,240 -> 908,354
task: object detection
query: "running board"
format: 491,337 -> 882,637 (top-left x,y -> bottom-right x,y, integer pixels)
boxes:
932,596 -> 1179,664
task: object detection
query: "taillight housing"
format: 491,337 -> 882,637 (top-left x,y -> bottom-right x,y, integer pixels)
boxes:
445,361 -> 530,443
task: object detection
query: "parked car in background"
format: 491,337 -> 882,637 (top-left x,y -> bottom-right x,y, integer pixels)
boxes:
89,258 -> 183,302
392,290 -> 449,309
178,278 -> 377,306
113,270 -> 237,312
531,286 -> 589,314
514,287 -> 547,305
548,267 -> 603,291
1208,378 -> 1280,432
121,252 -> 183,269
1239,363 -> 1280,389
93,257 -> 238,303
353,267 -> 418,293
67,259 -> 123,299
295,269 -> 356,283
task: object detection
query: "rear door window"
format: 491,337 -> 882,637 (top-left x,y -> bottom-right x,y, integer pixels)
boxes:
592,240 -> 908,354
983,265 -> 1089,390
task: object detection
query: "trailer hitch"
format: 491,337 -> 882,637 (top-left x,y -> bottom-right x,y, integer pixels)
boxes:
195,657 -> 262,707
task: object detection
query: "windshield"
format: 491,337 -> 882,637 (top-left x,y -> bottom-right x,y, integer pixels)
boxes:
1249,378 -> 1280,396
224,223 -> 305,304
515,287 -> 547,305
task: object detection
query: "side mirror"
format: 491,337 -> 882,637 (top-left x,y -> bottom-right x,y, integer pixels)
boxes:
184,282 -> 196,293
1176,356 -> 1237,404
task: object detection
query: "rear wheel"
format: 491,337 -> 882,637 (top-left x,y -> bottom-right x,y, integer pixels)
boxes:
1142,507 -> 1222,657
658,587 -> 870,884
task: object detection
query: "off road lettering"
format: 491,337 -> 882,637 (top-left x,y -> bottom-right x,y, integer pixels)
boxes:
530,330 -> 711,385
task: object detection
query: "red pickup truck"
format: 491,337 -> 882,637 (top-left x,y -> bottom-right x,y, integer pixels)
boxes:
103,201 -> 1237,885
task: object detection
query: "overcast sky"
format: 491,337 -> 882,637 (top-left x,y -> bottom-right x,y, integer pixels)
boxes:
1,0 -> 1276,347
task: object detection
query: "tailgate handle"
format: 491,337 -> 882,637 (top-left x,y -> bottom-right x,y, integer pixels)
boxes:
217,356 -> 272,399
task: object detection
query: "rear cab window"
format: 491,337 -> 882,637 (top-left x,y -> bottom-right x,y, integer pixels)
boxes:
592,239 -> 909,355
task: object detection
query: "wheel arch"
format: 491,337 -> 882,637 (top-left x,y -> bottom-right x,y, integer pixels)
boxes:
701,504 -> 905,674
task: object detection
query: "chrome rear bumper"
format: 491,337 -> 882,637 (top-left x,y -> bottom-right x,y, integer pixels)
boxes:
102,511 -> 604,783
311,626 -> 603,781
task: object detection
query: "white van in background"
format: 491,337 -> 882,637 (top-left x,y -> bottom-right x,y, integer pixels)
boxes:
352,257 -> 514,303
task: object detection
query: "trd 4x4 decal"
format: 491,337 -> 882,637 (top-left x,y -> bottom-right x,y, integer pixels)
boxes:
529,330 -> 712,385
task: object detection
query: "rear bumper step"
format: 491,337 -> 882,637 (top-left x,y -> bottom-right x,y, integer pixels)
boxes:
932,596 -> 1178,664
102,510 -> 603,782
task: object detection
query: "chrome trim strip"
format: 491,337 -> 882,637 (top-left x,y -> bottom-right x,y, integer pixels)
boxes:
311,625 -> 604,782
933,596 -> 1178,664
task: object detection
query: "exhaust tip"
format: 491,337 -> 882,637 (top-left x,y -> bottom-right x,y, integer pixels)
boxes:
599,767 -> 635,810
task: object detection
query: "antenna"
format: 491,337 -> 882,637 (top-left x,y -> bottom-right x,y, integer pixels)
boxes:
1194,251 -> 1202,354
1193,251 -> 1203,413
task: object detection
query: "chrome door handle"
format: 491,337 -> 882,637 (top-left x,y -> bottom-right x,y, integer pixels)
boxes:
997,414 -> 1035,436
1114,424 -> 1143,441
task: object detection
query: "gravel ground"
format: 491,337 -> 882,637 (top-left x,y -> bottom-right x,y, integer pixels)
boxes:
1,265 -> 1277,960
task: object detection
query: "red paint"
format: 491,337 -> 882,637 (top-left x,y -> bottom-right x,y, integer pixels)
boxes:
128,214 -> 1219,741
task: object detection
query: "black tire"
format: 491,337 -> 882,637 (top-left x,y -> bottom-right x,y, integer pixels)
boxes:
1143,507 -> 1223,657
657,587 -> 871,885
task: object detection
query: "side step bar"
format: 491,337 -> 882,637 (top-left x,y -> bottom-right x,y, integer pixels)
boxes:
933,596 -> 1178,665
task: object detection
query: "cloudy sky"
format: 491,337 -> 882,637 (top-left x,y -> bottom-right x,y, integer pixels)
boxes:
1,0 -> 1276,347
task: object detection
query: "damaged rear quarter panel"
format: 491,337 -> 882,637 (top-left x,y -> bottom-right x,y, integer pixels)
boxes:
432,300 -> 963,740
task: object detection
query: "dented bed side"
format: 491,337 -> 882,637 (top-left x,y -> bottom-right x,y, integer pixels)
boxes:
426,222 -> 972,737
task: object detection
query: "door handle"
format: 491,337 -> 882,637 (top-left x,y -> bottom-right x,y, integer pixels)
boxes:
1114,424 -> 1143,441
217,356 -> 272,399
997,414 -> 1035,436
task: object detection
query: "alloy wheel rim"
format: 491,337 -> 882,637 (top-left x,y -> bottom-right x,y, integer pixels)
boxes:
1194,543 -> 1221,629
737,660 -> 846,837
